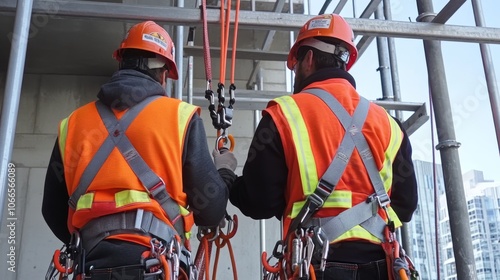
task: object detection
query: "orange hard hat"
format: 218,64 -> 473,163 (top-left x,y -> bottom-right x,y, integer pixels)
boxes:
113,21 -> 178,80
287,14 -> 358,71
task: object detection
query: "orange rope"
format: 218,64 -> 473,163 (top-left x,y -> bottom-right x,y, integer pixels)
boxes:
230,0 -> 240,84
309,265 -> 317,280
261,252 -> 281,274
212,215 -> 238,280
219,0 -> 227,83
160,254 -> 171,280
219,0 -> 240,85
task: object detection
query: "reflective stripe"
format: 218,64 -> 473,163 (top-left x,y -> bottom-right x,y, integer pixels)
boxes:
388,207 -> 402,228
274,96 -> 317,194
115,190 -> 151,208
76,193 -> 94,210
334,225 -> 380,243
58,117 -> 69,160
178,102 -> 198,146
289,190 -> 352,219
76,191 -> 155,210
380,113 -> 403,193
179,205 -> 190,216
381,113 -> 403,227
324,190 -> 352,208
179,206 -> 192,240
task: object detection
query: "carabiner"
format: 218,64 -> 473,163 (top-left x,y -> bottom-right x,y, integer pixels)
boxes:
52,247 -> 74,274
261,252 -> 282,274
197,226 -> 219,242
215,132 -> 235,152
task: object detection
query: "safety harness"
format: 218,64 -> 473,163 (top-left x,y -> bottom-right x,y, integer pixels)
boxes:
262,89 -> 419,280
46,96 -> 194,280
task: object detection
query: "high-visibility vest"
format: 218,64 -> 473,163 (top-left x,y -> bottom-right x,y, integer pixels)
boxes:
58,96 -> 200,246
264,78 -> 403,244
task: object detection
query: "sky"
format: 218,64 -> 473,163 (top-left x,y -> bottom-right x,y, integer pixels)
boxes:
308,0 -> 500,182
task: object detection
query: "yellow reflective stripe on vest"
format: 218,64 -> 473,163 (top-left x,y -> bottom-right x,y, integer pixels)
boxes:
75,190 -> 161,211
289,190 -> 352,219
380,113 -> 404,227
58,117 -> 70,160
76,193 -> 94,210
275,96 -> 317,194
335,225 -> 380,243
178,102 -> 198,147
380,113 -> 403,193
115,190 -> 151,208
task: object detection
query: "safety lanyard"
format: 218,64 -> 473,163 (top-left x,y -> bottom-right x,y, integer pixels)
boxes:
196,3 -> 240,280
201,0 -> 240,151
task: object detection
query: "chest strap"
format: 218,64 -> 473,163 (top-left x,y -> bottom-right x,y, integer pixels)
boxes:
68,96 -> 184,242
289,88 -> 388,242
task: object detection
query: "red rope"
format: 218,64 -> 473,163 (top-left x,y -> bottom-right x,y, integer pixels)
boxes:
201,0 -> 212,88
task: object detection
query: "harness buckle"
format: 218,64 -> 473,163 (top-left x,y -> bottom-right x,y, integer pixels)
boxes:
367,193 -> 390,209
134,209 -> 145,230
149,178 -> 166,201
376,193 -> 391,208
309,180 -> 334,209
317,179 -> 335,196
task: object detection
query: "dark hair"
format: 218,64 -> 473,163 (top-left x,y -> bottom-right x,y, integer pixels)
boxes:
119,49 -> 165,83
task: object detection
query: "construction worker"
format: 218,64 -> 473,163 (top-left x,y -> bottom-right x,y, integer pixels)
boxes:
42,21 -> 237,280
229,14 -> 418,279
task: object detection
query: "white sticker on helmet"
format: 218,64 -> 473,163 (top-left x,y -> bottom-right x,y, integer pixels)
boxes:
308,18 -> 331,30
148,55 -> 168,69
143,33 -> 167,50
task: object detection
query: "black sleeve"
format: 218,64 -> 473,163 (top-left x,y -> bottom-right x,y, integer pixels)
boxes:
229,114 -> 287,220
390,119 -> 418,222
182,114 -> 230,227
42,139 -> 71,244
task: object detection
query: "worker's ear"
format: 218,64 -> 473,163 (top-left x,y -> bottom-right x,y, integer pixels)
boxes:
159,69 -> 168,88
304,49 -> 315,72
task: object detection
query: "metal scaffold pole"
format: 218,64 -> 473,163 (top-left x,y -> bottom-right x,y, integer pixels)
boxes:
0,0 -> 33,222
416,1 -> 477,279
471,0 -> 500,156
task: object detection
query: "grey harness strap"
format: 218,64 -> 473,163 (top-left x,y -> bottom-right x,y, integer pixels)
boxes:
291,88 -> 388,242
80,209 -> 177,254
68,96 -> 184,246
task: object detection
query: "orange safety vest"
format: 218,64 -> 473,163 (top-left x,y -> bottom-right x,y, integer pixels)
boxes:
58,96 -> 200,247
264,78 -> 403,244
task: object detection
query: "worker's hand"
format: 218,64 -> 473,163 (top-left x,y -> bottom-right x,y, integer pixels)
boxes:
212,148 -> 237,171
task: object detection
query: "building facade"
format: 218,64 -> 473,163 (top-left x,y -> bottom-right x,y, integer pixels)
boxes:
408,160 -> 444,279
439,170 -> 500,279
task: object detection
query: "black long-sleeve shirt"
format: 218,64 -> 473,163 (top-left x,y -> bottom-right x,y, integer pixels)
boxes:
229,68 -> 418,264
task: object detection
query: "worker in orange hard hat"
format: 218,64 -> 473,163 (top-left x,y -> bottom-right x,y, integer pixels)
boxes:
229,14 -> 418,279
42,21 -> 237,280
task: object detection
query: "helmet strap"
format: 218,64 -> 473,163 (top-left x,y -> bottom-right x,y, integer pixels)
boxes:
120,57 -> 166,84
299,38 -> 350,68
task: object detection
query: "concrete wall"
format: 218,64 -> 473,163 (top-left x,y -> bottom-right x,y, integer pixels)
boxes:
0,72 -> 285,279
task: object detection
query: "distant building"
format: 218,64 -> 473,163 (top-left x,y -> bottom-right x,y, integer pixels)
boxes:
407,160 -> 445,279
439,170 -> 500,279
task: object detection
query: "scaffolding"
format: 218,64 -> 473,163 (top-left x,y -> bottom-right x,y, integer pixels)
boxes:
1,0 -> 500,279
